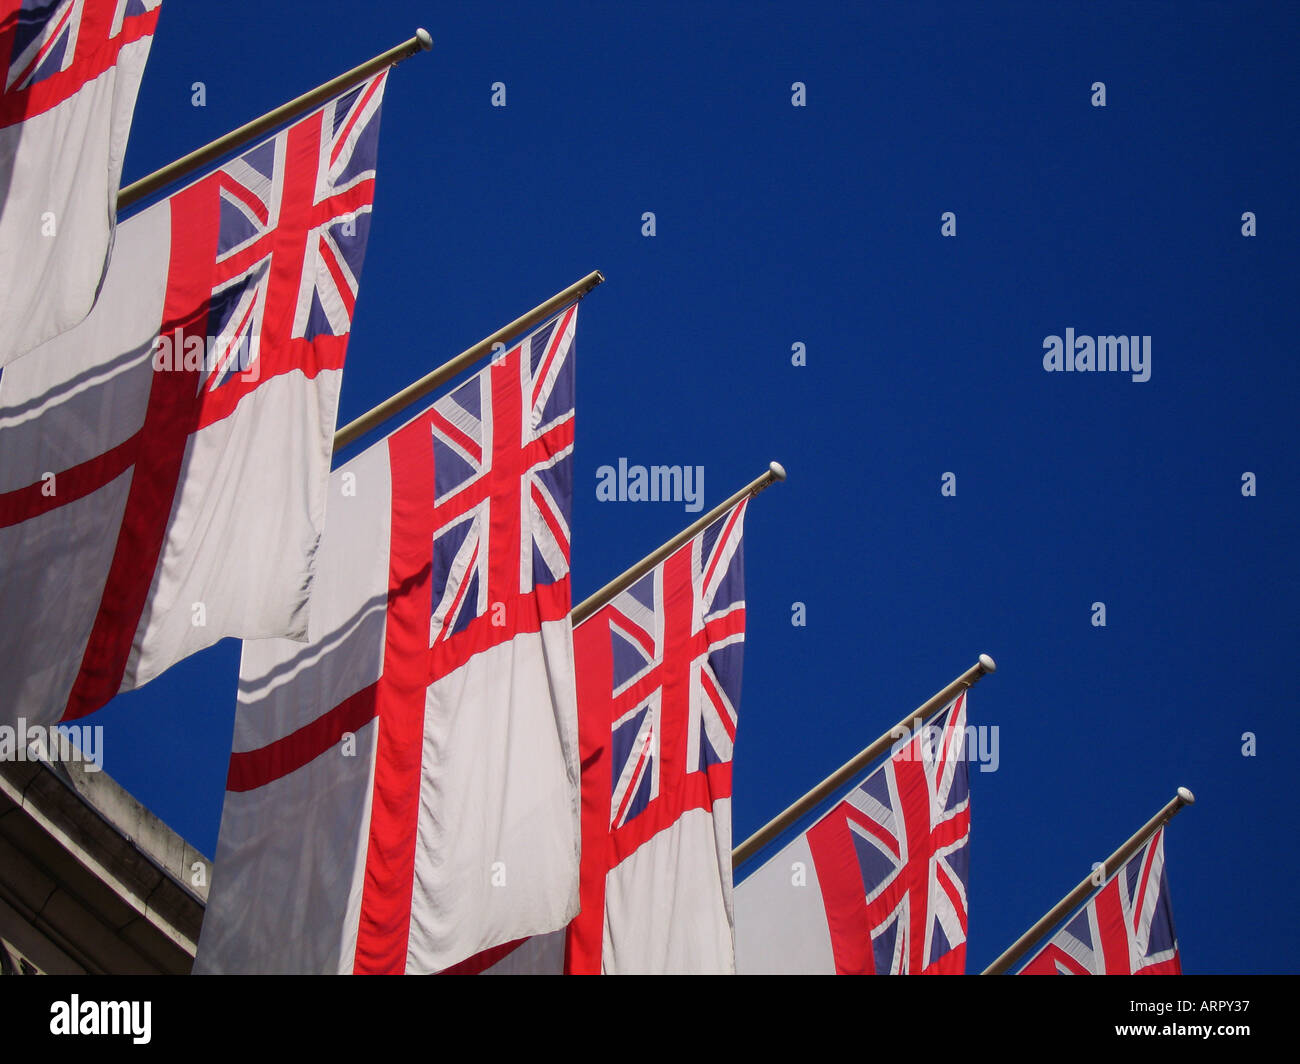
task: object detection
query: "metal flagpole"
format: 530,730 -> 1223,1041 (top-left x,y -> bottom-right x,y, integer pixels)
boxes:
572,463 -> 787,625
731,654 -> 998,868
117,29 -> 434,212
981,787 -> 1196,975
331,270 -> 606,453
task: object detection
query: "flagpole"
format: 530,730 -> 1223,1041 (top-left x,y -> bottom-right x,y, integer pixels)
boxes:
981,787 -> 1196,975
331,270 -> 606,452
116,29 -> 434,211
571,462 -> 787,625
731,655 -> 997,868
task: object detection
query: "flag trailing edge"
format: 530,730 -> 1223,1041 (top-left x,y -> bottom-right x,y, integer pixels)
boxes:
0,0 -> 163,366
195,305 -> 581,975
733,690 -> 974,974
0,68 -> 389,728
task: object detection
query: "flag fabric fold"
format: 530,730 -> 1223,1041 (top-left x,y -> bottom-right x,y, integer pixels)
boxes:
1018,826 -> 1181,975
0,70 -> 387,727
734,692 -> 972,974
0,0 -> 162,366
195,307 -> 582,975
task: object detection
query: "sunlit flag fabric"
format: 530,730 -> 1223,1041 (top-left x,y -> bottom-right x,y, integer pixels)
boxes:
0,72 -> 388,729
734,692 -> 972,974
563,500 -> 747,975
1018,827 -> 1181,975
0,0 -> 161,366
194,308 -> 581,975
416,498 -> 748,976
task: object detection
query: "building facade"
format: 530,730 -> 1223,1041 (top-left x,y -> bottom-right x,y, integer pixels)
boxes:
0,756 -> 207,975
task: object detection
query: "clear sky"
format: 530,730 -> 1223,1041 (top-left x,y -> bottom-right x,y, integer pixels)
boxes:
73,1 -> 1299,974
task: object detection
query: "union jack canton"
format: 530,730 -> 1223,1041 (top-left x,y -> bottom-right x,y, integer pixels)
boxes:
197,71 -> 387,398
606,500 -> 745,846
428,304 -> 576,647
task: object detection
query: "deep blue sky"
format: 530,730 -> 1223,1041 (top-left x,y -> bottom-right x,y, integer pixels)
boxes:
86,1 -> 1298,975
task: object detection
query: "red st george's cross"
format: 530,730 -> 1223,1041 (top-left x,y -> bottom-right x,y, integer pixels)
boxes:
224,305 -> 579,974
0,0 -> 159,127
0,71 -> 387,719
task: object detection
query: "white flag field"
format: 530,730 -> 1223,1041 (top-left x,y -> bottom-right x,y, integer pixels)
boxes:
0,0 -> 162,366
0,72 -> 388,728
196,307 -> 582,974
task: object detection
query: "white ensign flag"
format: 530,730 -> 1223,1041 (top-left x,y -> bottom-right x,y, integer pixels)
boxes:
0,0 -> 162,366
196,309 -> 582,974
0,75 -> 388,726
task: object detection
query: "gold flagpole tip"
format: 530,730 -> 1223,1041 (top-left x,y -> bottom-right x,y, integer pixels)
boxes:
769,461 -> 787,481
1177,786 -> 1196,805
978,653 -> 997,673
416,29 -> 433,50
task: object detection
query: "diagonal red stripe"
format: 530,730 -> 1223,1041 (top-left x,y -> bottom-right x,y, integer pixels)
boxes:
700,501 -> 743,597
430,408 -> 481,465
226,682 -> 379,792
0,432 -> 139,528
438,937 -> 528,975
608,608 -> 655,660
61,169 -> 221,721
841,800 -> 901,859
329,73 -> 383,167
530,478 -> 569,562
699,667 -> 736,742
318,232 -> 356,319
529,303 -> 575,411
435,542 -> 478,644
12,1 -> 74,90
613,721 -> 655,828
216,172 -> 270,227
